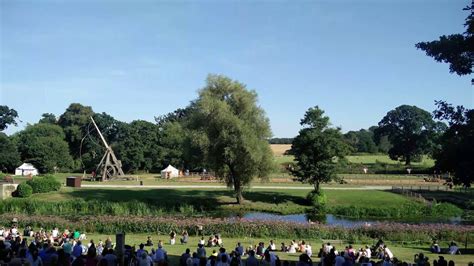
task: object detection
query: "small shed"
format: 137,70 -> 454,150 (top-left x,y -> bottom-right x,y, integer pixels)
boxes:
161,165 -> 179,179
15,163 -> 38,176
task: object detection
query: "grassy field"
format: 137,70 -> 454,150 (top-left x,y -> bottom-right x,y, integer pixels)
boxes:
19,187 -> 417,216
273,154 -> 435,167
71,234 -> 474,265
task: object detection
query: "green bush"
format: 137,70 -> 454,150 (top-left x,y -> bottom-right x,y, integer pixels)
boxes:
306,190 -> 327,210
26,175 -> 61,194
15,183 -> 33,198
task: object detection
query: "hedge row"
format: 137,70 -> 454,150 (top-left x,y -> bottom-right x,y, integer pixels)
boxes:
1,214 -> 472,243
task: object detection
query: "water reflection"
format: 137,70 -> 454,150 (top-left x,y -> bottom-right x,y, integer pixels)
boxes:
237,212 -> 467,228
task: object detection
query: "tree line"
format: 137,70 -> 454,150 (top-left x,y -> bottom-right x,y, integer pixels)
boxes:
0,3 -> 473,203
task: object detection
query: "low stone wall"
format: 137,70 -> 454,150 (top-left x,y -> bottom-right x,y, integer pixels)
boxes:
1,183 -> 18,200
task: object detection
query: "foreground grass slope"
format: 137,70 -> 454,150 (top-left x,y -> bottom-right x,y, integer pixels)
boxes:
70,234 -> 474,265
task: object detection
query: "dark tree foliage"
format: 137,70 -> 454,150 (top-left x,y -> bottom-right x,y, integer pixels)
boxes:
369,126 -> 392,153
290,106 -> 349,193
38,113 -> 57,124
268,138 -> 294,144
375,105 -> 438,165
116,120 -> 162,173
58,103 -> 94,160
0,105 -> 19,131
0,133 -> 21,172
343,129 -> 378,154
416,3 -> 473,82
433,101 -> 474,187
16,123 -> 73,173
155,107 -> 193,128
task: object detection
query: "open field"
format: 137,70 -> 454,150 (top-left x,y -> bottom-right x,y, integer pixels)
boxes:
10,172 -> 444,187
270,144 -> 291,156
273,154 -> 435,167
0,187 -> 433,217
52,234 -> 474,264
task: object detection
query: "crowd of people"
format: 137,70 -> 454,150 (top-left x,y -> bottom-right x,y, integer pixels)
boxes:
0,224 -> 469,266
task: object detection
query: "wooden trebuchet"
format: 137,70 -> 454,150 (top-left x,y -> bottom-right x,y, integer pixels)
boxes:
90,116 -> 126,181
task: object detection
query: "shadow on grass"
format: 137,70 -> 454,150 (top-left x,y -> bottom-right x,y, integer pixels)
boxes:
66,188 -> 310,214
403,246 -> 474,255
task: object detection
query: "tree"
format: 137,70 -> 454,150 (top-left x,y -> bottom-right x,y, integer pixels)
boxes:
188,74 -> 274,203
343,129 -> 378,153
290,106 -> 349,193
0,105 -> 19,131
0,133 -> 21,172
116,120 -> 162,173
58,103 -> 94,160
416,3 -> 473,82
16,123 -> 73,173
374,105 -> 438,165
433,101 -> 473,187
38,113 -> 57,124
369,126 -> 392,153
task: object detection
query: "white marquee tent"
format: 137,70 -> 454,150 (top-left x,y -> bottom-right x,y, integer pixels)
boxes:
15,163 -> 38,176
160,165 -> 179,179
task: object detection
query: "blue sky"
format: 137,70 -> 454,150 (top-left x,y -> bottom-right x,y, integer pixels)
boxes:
1,0 -> 472,137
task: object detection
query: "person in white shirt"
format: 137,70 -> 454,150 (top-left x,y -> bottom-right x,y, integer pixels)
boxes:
268,240 -> 276,251
325,243 -> 333,254
384,246 -> 393,259
365,245 -> 372,258
305,244 -> 312,257
52,228 -> 59,239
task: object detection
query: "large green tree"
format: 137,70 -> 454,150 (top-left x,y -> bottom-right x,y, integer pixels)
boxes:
290,106 -> 349,193
16,123 -> 73,173
116,120 -> 162,173
416,3 -> 473,82
433,101 -> 473,187
374,105 -> 439,165
188,74 -> 274,203
0,105 -> 19,131
344,129 -> 378,154
0,133 -> 21,172
58,103 -> 94,161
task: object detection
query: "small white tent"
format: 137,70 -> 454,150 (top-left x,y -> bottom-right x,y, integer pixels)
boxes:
15,163 -> 38,176
161,165 -> 179,179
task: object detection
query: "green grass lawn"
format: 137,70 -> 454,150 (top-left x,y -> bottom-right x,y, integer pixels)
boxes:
346,154 -> 435,166
79,234 -> 474,265
28,187 -> 416,216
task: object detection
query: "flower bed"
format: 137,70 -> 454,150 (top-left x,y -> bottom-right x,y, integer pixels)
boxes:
1,214 -> 472,243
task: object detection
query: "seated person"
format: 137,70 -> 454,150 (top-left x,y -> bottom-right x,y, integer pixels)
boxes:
146,236 -> 153,246
448,242 -> 460,255
180,230 -> 189,244
267,240 -> 276,251
207,236 -> 215,247
198,237 -> 205,246
169,231 -> 176,245
430,240 -> 441,254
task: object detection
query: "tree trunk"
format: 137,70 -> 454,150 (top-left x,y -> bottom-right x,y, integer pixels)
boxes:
405,154 -> 411,166
230,167 -> 244,204
314,181 -> 320,194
